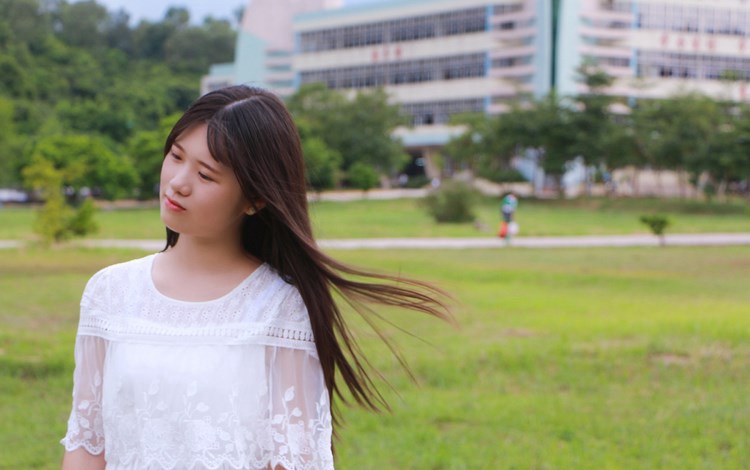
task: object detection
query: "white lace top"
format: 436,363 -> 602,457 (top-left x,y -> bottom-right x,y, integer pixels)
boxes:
61,254 -> 334,470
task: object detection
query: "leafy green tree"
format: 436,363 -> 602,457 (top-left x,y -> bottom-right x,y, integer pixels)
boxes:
126,112 -> 180,198
694,103 -> 750,199
54,0 -> 109,51
132,7 -> 190,61
22,156 -> 98,242
342,88 -> 409,174
0,0 -> 52,47
56,98 -> 135,142
0,0 -> 237,192
32,134 -> 139,199
164,18 -> 236,74
22,156 -> 72,241
445,112 -> 502,175
517,93 -> 579,195
0,96 -> 25,186
303,137 -> 341,192
571,63 -> 632,184
348,162 -> 380,192
287,84 -> 408,178
632,94 -> 721,196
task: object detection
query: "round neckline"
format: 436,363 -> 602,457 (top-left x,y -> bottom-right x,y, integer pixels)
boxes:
147,253 -> 267,305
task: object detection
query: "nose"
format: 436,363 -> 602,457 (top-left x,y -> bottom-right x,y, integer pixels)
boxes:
168,166 -> 192,196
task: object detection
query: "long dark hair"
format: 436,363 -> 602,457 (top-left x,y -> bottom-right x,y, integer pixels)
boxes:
163,85 -> 450,427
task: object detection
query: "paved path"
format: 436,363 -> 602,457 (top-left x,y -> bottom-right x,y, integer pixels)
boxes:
0,233 -> 745,251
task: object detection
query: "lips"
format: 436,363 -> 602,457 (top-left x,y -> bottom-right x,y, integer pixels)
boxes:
164,195 -> 186,211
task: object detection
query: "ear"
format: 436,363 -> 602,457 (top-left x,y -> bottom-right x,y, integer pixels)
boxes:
245,200 -> 267,216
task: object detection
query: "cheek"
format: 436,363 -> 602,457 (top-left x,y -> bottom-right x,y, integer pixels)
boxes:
159,158 -> 175,188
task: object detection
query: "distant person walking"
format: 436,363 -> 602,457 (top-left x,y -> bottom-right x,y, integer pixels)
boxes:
498,191 -> 518,241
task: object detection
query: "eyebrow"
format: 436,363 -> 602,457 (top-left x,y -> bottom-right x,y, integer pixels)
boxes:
173,141 -> 219,173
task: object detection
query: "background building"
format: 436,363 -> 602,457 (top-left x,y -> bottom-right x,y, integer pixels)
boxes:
205,0 -> 750,109
203,0 -> 750,179
201,0 -> 342,97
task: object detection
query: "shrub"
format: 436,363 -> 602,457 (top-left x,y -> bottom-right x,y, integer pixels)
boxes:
477,167 -> 527,183
402,174 -> 430,188
640,214 -> 670,246
348,162 -> 380,192
423,180 -> 479,223
22,157 -> 99,243
67,198 -> 99,236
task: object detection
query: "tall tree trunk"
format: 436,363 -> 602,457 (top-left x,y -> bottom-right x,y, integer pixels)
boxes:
632,167 -> 640,197
678,169 -> 687,199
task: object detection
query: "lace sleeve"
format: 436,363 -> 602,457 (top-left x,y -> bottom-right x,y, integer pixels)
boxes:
60,270 -> 109,455
61,334 -> 107,454
266,347 -> 334,470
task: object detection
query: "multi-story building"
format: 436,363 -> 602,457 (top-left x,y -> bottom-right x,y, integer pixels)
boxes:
290,0 -> 550,173
558,0 -> 750,103
294,0 -> 551,124
201,0 -> 342,97
203,0 -> 750,178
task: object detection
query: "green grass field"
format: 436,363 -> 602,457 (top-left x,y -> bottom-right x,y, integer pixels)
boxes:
2,245 -> 750,469
1,196 -> 749,240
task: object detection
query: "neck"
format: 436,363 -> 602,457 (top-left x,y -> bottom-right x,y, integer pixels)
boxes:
166,232 -> 250,273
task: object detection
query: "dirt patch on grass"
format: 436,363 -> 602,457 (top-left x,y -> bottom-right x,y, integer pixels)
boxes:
500,328 -> 541,338
649,352 -> 692,366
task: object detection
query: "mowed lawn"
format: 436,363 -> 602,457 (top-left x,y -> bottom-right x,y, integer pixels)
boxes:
1,246 -> 749,469
1,196 -> 749,240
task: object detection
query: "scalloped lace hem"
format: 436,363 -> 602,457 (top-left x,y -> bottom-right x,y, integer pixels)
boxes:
60,437 -> 104,456
103,456 -> 333,470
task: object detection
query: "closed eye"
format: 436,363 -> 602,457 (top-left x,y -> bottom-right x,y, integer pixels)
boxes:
198,172 -> 214,182
170,152 -> 182,161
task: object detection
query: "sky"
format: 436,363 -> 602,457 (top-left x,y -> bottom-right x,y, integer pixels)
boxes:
79,0 -> 384,25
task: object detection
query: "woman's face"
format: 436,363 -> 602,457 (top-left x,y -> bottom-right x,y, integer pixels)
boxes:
160,124 -> 251,243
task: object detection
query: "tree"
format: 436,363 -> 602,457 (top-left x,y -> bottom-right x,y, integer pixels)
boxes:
127,112 -> 181,198
0,97 -> 26,186
348,162 -> 380,192
693,103 -> 750,199
31,134 -> 139,199
22,156 -> 98,242
53,0 -> 109,51
56,98 -> 135,142
164,17 -> 236,74
303,137 -> 341,193
341,88 -> 409,175
519,93 -> 579,196
287,84 -> 408,179
0,0 -> 235,191
571,63 -> 633,191
632,94 -> 721,197
445,112 -> 505,178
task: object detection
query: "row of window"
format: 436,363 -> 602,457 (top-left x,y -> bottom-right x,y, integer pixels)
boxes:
493,3 -> 524,15
299,54 -> 487,89
299,8 -> 487,53
492,55 -> 532,68
582,17 -> 630,30
583,55 -> 631,68
599,0 -> 632,13
637,5 -> 750,37
401,99 -> 485,126
495,18 -> 535,31
637,51 -> 750,80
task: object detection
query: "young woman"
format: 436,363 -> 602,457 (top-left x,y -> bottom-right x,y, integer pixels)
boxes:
60,85 -> 449,470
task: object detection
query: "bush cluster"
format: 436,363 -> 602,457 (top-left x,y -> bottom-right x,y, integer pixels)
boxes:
423,181 -> 479,223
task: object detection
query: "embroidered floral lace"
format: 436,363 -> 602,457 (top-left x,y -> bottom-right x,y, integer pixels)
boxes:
61,255 -> 334,470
